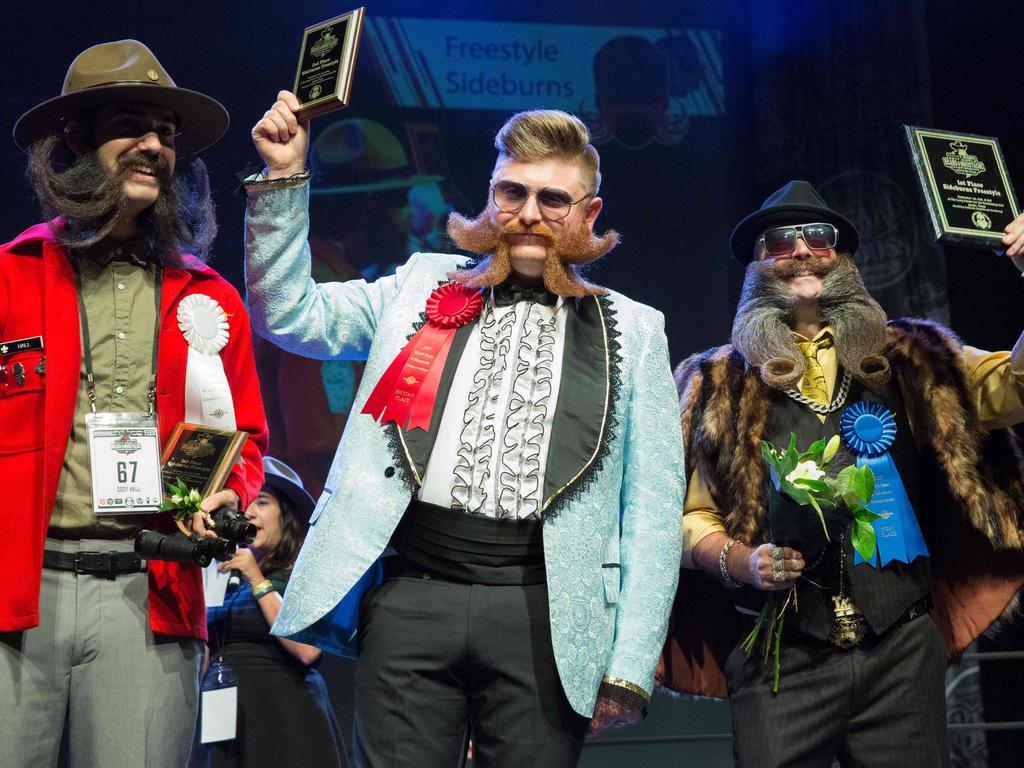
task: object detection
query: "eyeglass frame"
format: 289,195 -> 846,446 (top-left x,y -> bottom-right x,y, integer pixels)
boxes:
489,179 -> 594,222
757,222 -> 839,259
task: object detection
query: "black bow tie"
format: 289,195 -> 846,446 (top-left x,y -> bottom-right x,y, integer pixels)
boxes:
492,284 -> 558,307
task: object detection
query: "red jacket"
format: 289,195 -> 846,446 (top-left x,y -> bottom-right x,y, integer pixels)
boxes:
1,222 -> 268,639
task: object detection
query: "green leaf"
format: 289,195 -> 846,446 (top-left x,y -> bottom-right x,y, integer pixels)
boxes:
807,494 -> 830,541
792,478 -> 830,493
762,441 -> 781,469
833,465 -> 855,498
852,504 -> 882,523
782,434 -> 798,468
852,519 -> 877,562
783,484 -> 812,506
851,466 -> 875,504
798,438 -> 826,463
842,491 -> 862,510
860,466 -> 875,502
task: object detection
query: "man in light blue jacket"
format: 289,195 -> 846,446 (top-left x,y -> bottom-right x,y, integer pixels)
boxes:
243,90 -> 684,768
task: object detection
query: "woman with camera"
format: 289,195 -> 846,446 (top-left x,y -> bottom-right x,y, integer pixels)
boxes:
196,457 -> 347,768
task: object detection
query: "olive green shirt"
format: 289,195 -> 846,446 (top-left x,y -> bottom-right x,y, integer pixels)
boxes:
49,245 -> 159,539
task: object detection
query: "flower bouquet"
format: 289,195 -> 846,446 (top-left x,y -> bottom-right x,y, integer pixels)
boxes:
159,477 -> 211,534
743,433 -> 881,691
761,433 -> 880,562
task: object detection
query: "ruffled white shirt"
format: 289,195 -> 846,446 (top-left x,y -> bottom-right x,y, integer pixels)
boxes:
419,295 -> 568,519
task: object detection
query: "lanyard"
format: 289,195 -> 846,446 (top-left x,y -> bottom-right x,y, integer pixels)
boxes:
71,256 -> 163,415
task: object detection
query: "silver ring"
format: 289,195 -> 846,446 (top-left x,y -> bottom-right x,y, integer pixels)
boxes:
772,560 -> 786,583
771,545 -> 784,563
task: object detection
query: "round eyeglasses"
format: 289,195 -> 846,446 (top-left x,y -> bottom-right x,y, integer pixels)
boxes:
490,180 -> 592,221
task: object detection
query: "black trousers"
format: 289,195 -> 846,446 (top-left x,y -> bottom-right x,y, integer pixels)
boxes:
353,572 -> 587,768
726,613 -> 950,768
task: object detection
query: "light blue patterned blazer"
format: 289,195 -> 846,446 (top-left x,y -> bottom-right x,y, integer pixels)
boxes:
243,180 -> 685,716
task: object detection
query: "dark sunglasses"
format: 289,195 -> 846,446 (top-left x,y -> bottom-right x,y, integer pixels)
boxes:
759,222 -> 838,258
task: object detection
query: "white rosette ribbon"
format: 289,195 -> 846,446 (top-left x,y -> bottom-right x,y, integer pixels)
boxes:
177,294 -> 236,429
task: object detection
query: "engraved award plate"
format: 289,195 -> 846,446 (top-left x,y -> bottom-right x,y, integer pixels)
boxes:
294,7 -> 366,120
160,422 -> 248,498
905,126 -> 1020,248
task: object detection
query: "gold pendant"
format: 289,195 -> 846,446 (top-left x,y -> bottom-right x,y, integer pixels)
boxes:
829,595 -> 866,649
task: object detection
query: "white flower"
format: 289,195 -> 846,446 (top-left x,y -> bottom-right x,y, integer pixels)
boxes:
171,494 -> 183,505
786,460 -> 826,484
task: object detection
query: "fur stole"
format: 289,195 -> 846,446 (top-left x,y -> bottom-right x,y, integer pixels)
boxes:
675,317 -> 1024,550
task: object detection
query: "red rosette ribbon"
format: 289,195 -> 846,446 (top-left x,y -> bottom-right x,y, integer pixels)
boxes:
362,283 -> 484,432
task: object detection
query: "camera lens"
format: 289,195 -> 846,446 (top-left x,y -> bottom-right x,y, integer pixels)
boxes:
211,507 -> 257,544
134,530 -> 237,567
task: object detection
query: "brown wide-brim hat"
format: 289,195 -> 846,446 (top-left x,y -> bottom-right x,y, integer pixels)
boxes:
730,180 -> 860,264
13,39 -> 229,158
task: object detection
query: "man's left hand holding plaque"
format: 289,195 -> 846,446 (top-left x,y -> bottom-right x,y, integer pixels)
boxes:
160,422 -> 248,536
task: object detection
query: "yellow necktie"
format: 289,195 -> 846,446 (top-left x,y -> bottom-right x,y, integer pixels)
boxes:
795,334 -> 833,404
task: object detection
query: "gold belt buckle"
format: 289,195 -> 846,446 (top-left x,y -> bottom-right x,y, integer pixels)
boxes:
829,595 -> 867,649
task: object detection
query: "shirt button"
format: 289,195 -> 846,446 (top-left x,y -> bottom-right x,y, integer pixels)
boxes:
384,467 -> 396,478
117,332 -> 126,340
114,385 -> 124,395
117,282 -> 125,290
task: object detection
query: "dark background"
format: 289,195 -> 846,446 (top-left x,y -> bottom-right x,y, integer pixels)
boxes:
4,1 -> 1023,765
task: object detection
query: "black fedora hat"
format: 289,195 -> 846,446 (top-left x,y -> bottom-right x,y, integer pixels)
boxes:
261,457 -> 316,528
13,39 -> 228,158
730,180 -> 859,264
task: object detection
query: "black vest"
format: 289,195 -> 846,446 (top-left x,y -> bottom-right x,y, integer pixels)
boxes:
762,374 -> 932,641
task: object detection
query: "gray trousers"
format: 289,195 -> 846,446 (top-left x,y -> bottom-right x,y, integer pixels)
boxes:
726,612 -> 950,768
0,538 -> 201,768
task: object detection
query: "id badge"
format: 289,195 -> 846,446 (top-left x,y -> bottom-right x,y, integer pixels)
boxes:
201,661 -> 238,743
200,686 -> 238,743
203,562 -> 232,608
86,411 -> 163,515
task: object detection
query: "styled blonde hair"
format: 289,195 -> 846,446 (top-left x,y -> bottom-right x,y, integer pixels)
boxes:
494,110 -> 601,195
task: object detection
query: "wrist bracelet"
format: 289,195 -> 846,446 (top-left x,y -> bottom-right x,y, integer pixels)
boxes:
252,579 -> 276,599
719,539 -> 741,589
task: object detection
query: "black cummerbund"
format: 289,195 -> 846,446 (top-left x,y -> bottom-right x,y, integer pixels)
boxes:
394,499 -> 545,586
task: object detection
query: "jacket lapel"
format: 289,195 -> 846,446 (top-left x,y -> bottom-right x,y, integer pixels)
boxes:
543,295 -> 612,511
42,243 -> 81,516
159,267 -> 193,323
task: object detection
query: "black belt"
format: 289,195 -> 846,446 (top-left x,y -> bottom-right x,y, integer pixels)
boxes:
886,595 -> 932,634
42,549 -> 145,579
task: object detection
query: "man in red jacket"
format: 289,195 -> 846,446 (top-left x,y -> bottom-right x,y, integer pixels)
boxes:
0,40 -> 268,767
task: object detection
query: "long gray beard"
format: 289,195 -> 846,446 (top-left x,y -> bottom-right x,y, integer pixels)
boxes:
731,254 -> 891,390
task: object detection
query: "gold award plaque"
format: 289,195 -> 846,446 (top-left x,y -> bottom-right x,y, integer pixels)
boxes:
294,7 -> 366,120
160,422 -> 248,498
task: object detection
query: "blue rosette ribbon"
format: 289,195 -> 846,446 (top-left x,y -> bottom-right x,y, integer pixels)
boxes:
839,401 -> 929,567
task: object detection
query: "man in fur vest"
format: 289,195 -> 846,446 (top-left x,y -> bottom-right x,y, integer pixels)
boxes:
659,180 -> 1024,767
